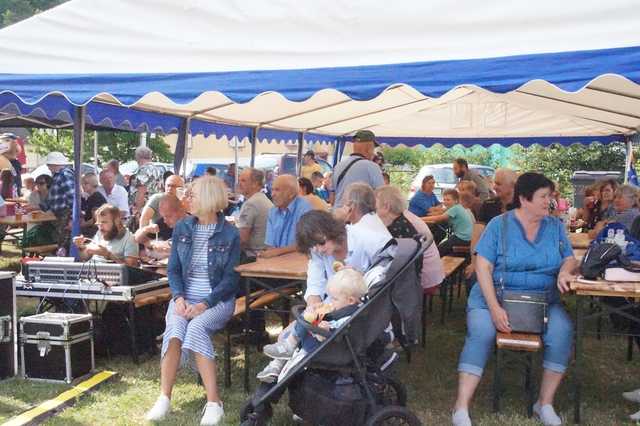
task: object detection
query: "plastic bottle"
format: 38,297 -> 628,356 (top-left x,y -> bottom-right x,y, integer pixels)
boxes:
607,228 -> 615,244
614,229 -> 627,249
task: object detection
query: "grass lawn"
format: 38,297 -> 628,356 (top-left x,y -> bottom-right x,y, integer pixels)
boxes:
1,245 -> 640,425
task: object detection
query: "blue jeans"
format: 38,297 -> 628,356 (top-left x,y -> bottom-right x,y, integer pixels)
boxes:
458,303 -> 574,377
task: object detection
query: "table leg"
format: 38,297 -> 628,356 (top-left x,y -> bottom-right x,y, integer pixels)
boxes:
20,224 -> 26,257
128,302 -> 139,365
244,277 -> 251,393
574,296 -> 584,424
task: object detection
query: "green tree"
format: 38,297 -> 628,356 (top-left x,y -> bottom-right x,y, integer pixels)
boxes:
0,0 -> 66,28
28,129 -> 173,164
511,142 -> 627,197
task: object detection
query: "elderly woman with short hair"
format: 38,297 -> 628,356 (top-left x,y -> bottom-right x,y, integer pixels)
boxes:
375,185 -> 444,291
452,173 -> 578,426
146,175 -> 240,426
590,184 -> 639,237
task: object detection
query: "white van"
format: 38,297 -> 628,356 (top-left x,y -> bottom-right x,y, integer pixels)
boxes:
408,163 -> 495,199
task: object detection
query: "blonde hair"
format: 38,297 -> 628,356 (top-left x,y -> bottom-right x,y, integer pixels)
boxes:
191,175 -> 228,216
457,180 -> 476,195
326,268 -> 368,300
374,185 -> 407,216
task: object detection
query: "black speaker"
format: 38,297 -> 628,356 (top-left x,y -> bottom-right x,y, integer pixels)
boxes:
0,271 -> 17,380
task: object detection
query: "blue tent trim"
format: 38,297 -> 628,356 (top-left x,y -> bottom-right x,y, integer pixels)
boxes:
0,45 -> 638,105
377,134 -> 627,148
0,92 -> 338,144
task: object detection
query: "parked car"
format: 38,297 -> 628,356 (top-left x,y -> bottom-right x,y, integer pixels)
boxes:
408,163 -> 495,199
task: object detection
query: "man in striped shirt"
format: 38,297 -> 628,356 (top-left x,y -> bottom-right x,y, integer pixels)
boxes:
43,152 -> 75,254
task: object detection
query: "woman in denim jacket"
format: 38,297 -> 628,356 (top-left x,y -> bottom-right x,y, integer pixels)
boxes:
146,175 -> 240,426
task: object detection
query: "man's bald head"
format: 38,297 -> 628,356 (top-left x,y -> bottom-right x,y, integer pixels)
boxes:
164,175 -> 184,196
158,194 -> 186,227
272,174 -> 299,208
493,168 -> 517,203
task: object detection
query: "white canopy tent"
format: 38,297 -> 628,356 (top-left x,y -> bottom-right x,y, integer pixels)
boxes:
0,0 -> 638,262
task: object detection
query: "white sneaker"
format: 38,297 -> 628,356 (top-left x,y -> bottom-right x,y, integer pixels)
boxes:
533,402 -> 562,426
200,401 -> 224,426
630,409 -> 640,421
623,389 -> 640,403
451,409 -> 472,426
145,394 -> 171,422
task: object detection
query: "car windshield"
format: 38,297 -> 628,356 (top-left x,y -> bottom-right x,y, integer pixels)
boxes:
426,167 -> 457,184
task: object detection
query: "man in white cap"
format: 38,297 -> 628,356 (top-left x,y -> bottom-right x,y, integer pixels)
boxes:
42,152 -> 75,255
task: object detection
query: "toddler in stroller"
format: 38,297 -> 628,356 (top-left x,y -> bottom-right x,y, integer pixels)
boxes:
261,268 -> 368,381
241,237 -> 428,426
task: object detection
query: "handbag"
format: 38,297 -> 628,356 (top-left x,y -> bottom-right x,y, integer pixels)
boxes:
497,213 -> 549,334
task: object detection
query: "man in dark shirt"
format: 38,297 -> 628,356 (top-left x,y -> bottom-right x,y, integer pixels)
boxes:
134,194 -> 186,259
466,168 -> 517,279
80,173 -> 107,237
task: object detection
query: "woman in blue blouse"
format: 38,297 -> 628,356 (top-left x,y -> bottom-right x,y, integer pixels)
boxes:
452,173 -> 578,426
146,175 -> 240,426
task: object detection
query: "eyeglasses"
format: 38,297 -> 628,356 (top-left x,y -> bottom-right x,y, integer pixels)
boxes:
36,181 -> 46,186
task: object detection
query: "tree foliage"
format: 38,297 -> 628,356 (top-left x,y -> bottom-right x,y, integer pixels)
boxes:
0,0 -> 66,28
29,129 -> 173,164
511,142 -> 627,195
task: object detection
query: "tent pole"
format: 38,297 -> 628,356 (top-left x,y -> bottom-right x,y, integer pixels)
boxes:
70,106 -> 86,259
250,126 -> 258,168
234,136 -> 239,189
174,117 -> 190,176
297,132 -> 304,176
93,131 -> 98,168
625,136 -> 632,184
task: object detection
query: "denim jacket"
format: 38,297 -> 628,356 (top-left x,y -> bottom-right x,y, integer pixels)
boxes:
168,213 -> 240,307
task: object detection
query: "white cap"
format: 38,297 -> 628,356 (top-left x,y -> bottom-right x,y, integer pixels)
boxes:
46,152 -> 71,165
0,142 -> 9,155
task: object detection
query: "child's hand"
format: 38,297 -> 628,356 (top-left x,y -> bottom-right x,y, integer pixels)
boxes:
317,321 -> 330,331
303,305 -> 318,323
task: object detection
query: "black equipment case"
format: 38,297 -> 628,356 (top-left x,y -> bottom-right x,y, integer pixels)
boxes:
0,271 -> 17,380
20,312 -> 94,383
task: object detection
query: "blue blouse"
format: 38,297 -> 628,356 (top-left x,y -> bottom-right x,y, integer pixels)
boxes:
468,211 -> 573,308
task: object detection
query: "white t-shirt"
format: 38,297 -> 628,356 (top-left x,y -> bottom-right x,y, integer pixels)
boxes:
98,185 -> 130,217
92,228 -> 138,263
304,212 -> 393,301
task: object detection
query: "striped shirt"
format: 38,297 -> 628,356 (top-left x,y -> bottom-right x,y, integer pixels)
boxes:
47,167 -> 75,213
184,223 -> 217,302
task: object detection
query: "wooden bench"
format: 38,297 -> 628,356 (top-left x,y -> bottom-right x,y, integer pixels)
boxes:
422,256 -> 467,346
23,244 -> 58,256
134,287 -> 172,308
494,332 -> 542,416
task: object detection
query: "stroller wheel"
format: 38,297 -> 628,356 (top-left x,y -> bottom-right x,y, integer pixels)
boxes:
370,374 -> 407,407
366,406 -> 422,426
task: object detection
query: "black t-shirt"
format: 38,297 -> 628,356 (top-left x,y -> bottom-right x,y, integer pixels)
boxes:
82,191 -> 107,221
146,217 -> 174,241
476,197 -> 514,225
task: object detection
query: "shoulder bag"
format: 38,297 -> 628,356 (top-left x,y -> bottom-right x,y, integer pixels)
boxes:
498,212 -> 549,334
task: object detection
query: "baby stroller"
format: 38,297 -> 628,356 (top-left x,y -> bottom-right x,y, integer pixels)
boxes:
240,236 -> 431,426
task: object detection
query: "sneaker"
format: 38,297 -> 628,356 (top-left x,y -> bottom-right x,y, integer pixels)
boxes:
451,409 -> 472,426
145,394 -> 171,422
256,359 -> 285,383
533,402 -> 562,426
623,388 -> 640,403
630,409 -> 640,421
263,341 -> 295,359
277,348 -> 308,383
200,401 -> 224,426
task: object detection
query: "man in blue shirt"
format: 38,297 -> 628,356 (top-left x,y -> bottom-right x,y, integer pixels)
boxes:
409,174 -> 441,217
261,174 -> 312,258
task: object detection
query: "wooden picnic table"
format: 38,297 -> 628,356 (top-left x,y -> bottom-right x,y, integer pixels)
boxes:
0,211 -> 57,255
0,211 -> 56,226
234,251 -> 308,391
234,251 -> 308,279
571,277 -> 640,423
568,232 -> 592,249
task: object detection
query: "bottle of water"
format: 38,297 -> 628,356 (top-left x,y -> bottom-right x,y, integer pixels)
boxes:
614,229 -> 627,249
607,228 -> 615,244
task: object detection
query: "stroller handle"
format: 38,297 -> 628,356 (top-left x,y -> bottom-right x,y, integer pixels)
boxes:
291,304 -> 332,338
